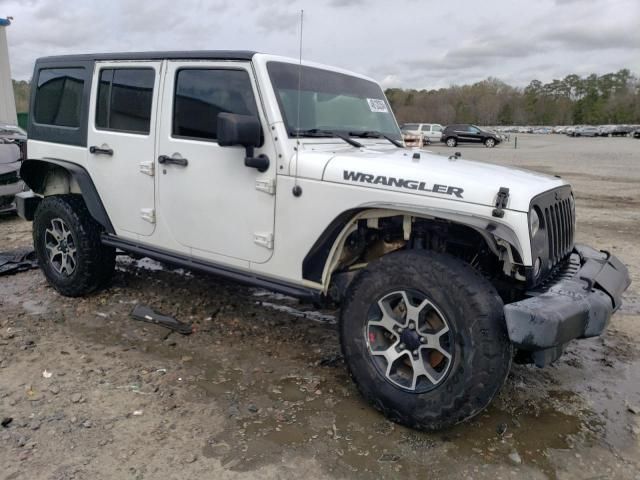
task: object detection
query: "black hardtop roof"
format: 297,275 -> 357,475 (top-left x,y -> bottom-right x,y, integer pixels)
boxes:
36,50 -> 258,64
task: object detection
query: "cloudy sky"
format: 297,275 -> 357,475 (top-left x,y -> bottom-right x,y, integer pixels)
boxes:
1,0 -> 639,89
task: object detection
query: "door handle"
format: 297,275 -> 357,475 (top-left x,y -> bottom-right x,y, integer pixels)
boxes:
158,155 -> 188,167
89,146 -> 113,156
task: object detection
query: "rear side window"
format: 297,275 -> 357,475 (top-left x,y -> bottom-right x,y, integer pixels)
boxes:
96,68 -> 155,134
172,69 -> 258,141
34,68 -> 85,127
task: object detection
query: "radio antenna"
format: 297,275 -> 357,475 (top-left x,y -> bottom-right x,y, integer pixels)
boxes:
292,9 -> 304,197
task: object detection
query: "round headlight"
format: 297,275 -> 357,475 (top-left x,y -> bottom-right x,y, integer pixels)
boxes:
529,209 -> 540,237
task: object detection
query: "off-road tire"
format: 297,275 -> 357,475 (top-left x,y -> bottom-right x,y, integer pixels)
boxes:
445,137 -> 457,147
340,250 -> 512,431
33,194 -> 115,297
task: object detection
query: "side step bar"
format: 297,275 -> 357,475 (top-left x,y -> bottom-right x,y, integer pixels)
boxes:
101,234 -> 321,302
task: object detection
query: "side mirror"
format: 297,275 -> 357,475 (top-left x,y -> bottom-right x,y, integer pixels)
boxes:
217,113 -> 269,172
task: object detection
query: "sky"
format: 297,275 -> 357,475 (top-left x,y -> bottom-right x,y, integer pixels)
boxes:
1,0 -> 639,89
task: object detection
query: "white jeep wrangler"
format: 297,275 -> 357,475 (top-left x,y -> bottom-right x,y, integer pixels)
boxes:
17,51 -> 630,430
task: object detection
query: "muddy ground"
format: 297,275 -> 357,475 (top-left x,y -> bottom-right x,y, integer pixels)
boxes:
1,134 -> 639,480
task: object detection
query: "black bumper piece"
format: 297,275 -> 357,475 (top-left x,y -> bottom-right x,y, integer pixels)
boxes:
504,244 -> 631,365
15,191 -> 41,221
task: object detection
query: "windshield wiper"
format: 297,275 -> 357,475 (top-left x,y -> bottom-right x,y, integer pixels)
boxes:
291,129 -> 364,148
349,131 -> 404,148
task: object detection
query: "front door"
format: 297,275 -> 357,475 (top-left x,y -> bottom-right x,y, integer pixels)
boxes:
87,62 -> 161,237
156,61 -> 276,264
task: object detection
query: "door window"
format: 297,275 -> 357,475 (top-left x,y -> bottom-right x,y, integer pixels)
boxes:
96,68 -> 155,134
172,69 -> 258,141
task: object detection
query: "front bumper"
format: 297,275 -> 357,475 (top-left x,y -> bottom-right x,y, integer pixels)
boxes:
504,244 -> 631,366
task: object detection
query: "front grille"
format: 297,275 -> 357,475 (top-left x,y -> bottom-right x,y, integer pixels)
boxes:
543,196 -> 574,266
529,185 -> 575,285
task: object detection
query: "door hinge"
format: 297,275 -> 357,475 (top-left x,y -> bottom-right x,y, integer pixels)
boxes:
140,161 -> 155,176
255,178 -> 276,195
141,208 -> 156,224
254,232 -> 274,249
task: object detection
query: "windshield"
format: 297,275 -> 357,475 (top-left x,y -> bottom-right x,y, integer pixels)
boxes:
267,61 -> 401,140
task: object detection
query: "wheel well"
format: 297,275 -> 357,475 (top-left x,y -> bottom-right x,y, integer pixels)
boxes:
304,210 -> 525,303
20,159 -> 114,233
22,163 -> 79,196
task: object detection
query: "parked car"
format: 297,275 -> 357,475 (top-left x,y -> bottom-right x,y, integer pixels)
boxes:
0,142 -> 24,213
610,125 -> 633,137
440,124 -> 501,147
16,50 -> 631,431
0,124 -> 27,213
574,126 -> 599,137
400,123 -> 443,143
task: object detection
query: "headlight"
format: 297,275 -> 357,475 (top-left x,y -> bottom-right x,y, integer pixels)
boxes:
529,208 -> 540,237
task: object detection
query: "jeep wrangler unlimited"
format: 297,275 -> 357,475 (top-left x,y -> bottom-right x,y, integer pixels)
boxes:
16,51 -> 631,431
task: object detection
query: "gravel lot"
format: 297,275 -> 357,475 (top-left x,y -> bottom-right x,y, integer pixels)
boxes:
1,134 -> 639,480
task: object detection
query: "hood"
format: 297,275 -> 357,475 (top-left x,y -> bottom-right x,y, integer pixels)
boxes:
318,147 -> 566,212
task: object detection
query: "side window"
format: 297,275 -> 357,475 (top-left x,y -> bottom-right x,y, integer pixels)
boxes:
172,69 -> 258,141
433,125 -> 442,132
96,68 -> 155,134
34,68 -> 85,127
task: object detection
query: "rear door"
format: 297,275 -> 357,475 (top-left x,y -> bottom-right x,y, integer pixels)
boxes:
86,62 -> 161,237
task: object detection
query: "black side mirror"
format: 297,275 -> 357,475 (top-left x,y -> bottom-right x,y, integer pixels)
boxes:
217,113 -> 269,172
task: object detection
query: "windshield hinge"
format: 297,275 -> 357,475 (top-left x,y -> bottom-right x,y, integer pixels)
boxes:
255,178 -> 276,195
492,187 -> 510,218
254,232 -> 274,249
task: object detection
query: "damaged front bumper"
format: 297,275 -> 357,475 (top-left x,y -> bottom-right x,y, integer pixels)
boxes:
504,244 -> 631,367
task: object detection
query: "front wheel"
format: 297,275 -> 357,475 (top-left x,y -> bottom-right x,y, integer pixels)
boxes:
340,250 -> 512,431
484,138 -> 496,148
445,137 -> 457,147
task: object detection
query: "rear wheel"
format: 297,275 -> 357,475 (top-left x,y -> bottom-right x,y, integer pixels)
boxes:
484,138 -> 496,148
340,250 -> 512,430
33,195 -> 115,297
445,137 -> 457,147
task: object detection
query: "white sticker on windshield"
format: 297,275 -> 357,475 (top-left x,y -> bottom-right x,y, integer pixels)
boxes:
367,98 -> 389,113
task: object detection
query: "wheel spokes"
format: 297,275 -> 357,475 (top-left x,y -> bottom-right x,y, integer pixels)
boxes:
44,218 -> 76,276
366,289 -> 453,392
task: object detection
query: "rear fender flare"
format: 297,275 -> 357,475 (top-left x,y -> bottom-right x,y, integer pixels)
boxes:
20,158 -> 114,233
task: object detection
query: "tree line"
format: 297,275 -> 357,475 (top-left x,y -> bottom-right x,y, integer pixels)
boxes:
13,69 -> 640,126
385,69 -> 640,126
